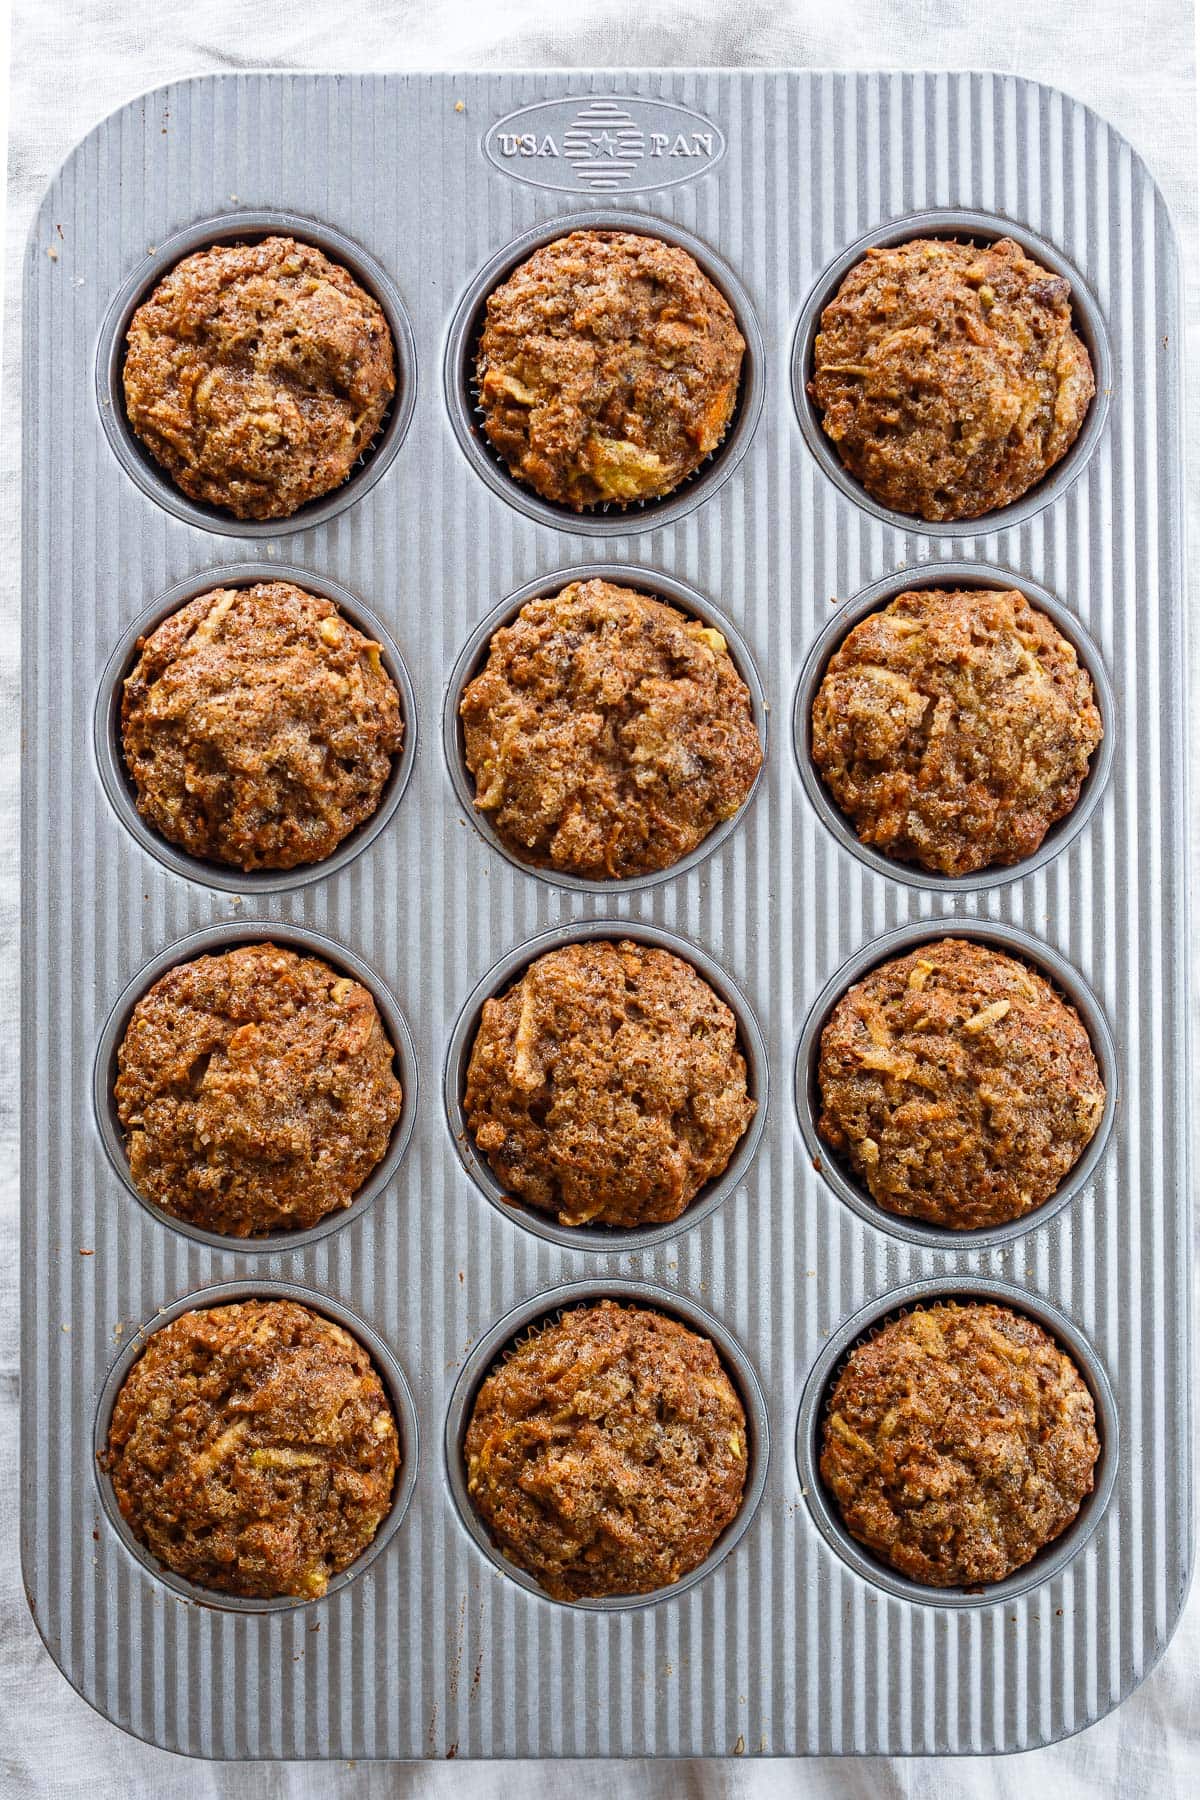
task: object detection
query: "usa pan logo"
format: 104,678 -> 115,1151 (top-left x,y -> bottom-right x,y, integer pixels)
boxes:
484,96 -> 726,194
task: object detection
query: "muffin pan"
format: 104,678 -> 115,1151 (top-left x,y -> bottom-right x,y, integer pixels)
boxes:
21,71 -> 1189,1758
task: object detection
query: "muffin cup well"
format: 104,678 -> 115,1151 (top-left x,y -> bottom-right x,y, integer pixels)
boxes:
95,563 -> 419,895
795,1276 -> 1119,1609
443,209 -> 766,536
444,918 -> 768,1253
96,210 -> 418,537
791,208 -> 1113,538
443,562 -> 768,893
795,918 -> 1118,1252
792,561 -> 1116,893
93,921 -> 419,1253
444,1278 -> 770,1611
93,1279 -> 420,1614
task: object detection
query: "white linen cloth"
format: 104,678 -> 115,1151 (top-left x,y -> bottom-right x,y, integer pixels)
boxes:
1,2 -> 1196,1794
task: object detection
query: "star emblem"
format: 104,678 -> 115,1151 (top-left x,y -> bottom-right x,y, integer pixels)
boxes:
588,130 -> 620,157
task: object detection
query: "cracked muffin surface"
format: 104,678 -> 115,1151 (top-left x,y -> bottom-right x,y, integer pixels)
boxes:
460,580 -> 762,879
816,938 -> 1104,1230
115,942 -> 402,1237
810,586 -> 1103,875
122,581 -> 404,872
464,1300 -> 747,1599
809,236 -> 1094,522
464,939 -> 756,1230
123,236 -> 395,520
821,1302 -> 1100,1586
475,230 -> 745,509
102,1299 -> 399,1599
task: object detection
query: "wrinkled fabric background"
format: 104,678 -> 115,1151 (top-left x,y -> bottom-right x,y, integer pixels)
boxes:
2,1 -> 1196,1794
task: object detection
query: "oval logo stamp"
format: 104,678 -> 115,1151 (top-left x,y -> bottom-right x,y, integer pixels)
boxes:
484,95 -> 726,194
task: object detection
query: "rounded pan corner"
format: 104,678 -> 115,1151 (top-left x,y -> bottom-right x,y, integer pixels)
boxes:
986,1560 -> 1197,1755
995,71 -> 1185,266
15,1548 -> 204,1759
24,70 -> 230,261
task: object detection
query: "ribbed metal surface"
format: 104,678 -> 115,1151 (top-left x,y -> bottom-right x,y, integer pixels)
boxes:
20,71 -> 1189,1758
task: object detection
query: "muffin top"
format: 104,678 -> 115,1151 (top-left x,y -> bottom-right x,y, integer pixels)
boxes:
460,580 -> 762,880
821,1302 -> 1100,1587
102,1299 -> 399,1599
809,237 -> 1095,522
475,230 -> 745,509
464,939 -> 755,1230
810,586 -> 1103,876
123,236 -> 395,520
115,942 -> 402,1237
121,581 -> 404,873
816,938 -> 1105,1230
464,1300 -> 747,1599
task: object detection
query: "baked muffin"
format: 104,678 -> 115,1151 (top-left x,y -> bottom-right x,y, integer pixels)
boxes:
809,237 -> 1095,521
476,230 -> 744,509
121,581 -> 404,872
102,1299 -> 399,1599
816,938 -> 1104,1230
115,942 -> 402,1237
123,236 -> 395,520
464,939 -> 756,1230
460,580 -> 762,879
810,586 -> 1103,875
464,1300 -> 747,1599
821,1302 -> 1100,1587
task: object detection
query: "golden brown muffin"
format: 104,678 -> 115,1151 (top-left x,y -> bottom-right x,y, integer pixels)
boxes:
816,938 -> 1104,1230
460,580 -> 762,879
810,587 -> 1103,875
102,1299 -> 399,1599
464,939 -> 755,1229
115,943 -> 402,1237
123,236 -> 395,520
821,1302 -> 1100,1586
476,230 -> 744,509
464,1300 -> 747,1599
121,581 -> 404,872
809,237 -> 1095,521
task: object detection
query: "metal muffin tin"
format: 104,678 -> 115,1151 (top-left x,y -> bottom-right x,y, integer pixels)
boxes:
20,71 -> 1190,1759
